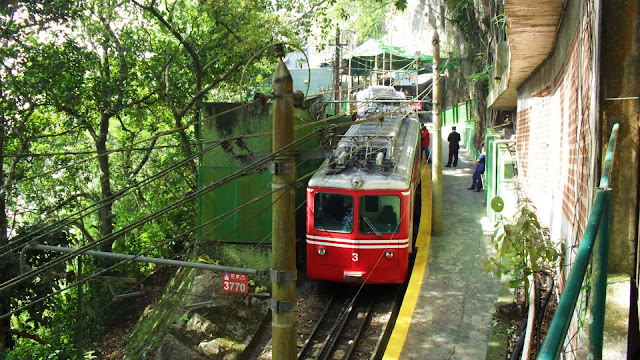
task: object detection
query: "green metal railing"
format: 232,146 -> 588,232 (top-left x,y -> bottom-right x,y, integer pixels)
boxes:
537,123 -> 620,359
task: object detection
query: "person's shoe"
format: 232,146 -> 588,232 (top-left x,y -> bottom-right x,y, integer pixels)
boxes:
467,187 -> 475,190
474,189 -> 482,192
445,164 -> 451,167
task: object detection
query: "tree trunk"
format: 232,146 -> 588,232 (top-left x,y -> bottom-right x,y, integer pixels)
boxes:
0,90 -> 15,349
96,113 -> 115,252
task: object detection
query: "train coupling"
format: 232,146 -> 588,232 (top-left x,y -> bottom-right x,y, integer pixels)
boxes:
344,271 -> 364,283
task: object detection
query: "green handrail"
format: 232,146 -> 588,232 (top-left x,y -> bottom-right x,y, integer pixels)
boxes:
537,123 -> 619,360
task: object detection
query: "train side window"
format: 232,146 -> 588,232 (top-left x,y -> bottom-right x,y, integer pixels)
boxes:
359,195 -> 401,235
314,193 -> 354,233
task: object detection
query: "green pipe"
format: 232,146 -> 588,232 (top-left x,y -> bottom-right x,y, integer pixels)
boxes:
537,190 -> 606,359
589,122 -> 618,358
537,123 -> 619,359
590,190 -> 611,359
599,123 -> 619,188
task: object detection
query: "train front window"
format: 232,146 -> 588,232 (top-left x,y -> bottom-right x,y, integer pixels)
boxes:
359,195 -> 401,235
314,193 -> 354,233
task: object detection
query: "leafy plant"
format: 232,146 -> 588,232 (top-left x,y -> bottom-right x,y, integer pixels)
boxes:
484,198 -> 562,304
492,13 -> 507,29
467,64 -> 490,84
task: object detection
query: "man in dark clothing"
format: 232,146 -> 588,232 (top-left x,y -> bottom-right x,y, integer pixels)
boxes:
468,147 -> 486,191
445,126 -> 461,167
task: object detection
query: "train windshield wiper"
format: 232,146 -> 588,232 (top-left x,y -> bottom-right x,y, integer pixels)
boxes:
362,216 -> 381,237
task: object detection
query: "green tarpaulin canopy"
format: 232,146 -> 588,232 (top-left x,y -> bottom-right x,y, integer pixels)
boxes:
347,38 -> 434,62
344,38 -> 459,76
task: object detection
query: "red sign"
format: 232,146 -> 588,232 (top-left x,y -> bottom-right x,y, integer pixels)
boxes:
223,272 -> 248,293
411,101 -> 422,110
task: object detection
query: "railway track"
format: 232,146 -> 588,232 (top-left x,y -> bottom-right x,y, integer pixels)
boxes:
251,281 -> 403,360
296,284 -> 400,360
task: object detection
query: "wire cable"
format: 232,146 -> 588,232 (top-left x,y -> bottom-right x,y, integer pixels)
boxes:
1,102 -> 253,190
0,128 -> 323,292
0,138 -> 226,258
1,97 -> 423,322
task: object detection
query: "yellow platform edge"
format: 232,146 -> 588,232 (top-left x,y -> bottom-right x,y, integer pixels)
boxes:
382,162 -> 433,360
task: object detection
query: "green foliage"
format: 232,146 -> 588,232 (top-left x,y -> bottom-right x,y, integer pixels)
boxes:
484,199 -> 562,303
0,0 -> 412,356
467,64 -> 490,90
492,12 -> 507,29
1,223 -> 71,327
1,0 -> 285,355
444,0 -> 475,38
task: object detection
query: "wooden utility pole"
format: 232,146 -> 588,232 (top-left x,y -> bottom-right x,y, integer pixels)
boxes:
431,31 -> 443,235
270,47 -> 297,359
334,27 -> 341,115
415,51 -> 421,100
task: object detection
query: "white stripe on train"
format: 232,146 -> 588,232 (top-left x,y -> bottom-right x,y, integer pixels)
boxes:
306,240 -> 409,249
306,234 -> 409,244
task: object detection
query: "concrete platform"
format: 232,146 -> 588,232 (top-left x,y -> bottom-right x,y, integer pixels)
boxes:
383,133 -> 501,360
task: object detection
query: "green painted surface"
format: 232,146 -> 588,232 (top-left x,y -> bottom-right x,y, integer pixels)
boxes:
484,130 -> 500,220
443,107 -> 455,126
197,102 -> 350,243
458,101 -> 468,122
198,167 -> 272,243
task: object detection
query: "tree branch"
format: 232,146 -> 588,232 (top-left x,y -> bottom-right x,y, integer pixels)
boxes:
214,19 -> 242,43
45,193 -> 99,214
178,60 -> 245,119
131,0 -> 202,76
100,16 -> 127,117
71,219 -> 95,244
129,136 -> 158,181
8,329 -> 46,344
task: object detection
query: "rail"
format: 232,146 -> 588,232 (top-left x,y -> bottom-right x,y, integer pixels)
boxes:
537,123 -> 620,359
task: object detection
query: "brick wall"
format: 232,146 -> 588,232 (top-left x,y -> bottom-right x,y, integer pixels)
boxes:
514,4 -> 597,354
515,0 -> 596,251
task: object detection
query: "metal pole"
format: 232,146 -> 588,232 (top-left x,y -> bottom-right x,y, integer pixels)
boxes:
589,122 -> 618,358
535,123 -> 619,359
590,190 -> 610,359
271,52 -> 297,360
431,30 -> 443,235
537,190 -> 606,360
24,243 -> 268,276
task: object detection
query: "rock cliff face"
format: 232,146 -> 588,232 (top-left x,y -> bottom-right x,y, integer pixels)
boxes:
377,0 -> 491,134
126,246 -> 271,359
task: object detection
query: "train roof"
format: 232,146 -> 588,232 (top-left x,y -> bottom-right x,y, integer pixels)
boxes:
355,86 -> 406,101
308,109 -> 420,191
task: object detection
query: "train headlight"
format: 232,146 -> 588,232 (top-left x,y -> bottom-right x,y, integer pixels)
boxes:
385,251 -> 393,259
352,176 -> 363,189
317,247 -> 326,255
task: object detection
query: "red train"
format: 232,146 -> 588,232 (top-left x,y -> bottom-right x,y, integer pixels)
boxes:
306,86 -> 421,284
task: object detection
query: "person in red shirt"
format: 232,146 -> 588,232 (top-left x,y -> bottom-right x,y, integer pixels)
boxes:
420,124 -> 431,163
